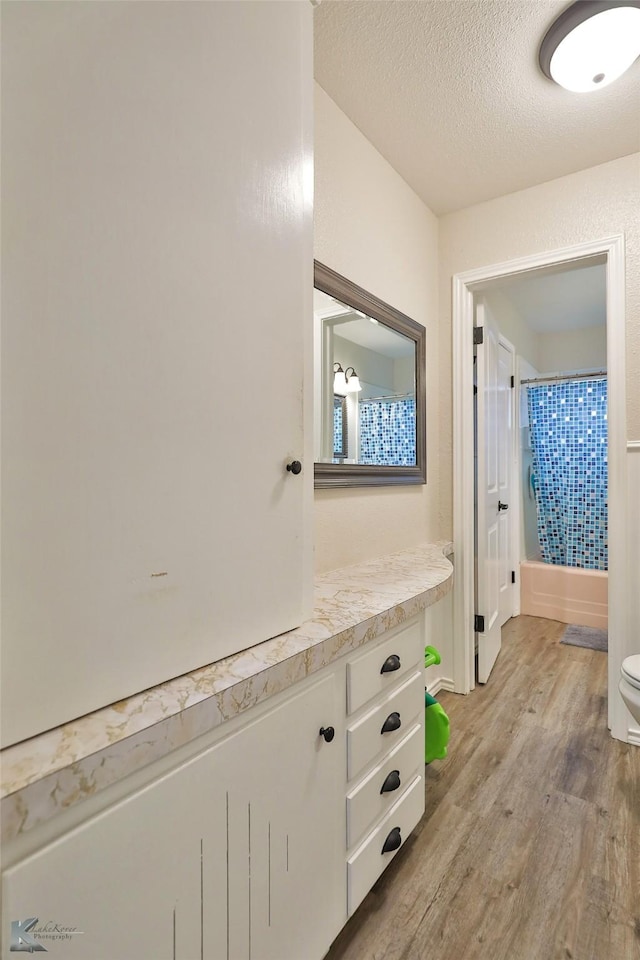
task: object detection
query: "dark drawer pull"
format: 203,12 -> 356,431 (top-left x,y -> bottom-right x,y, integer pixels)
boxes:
381,826 -> 402,854
381,711 -> 401,735
380,654 -> 401,674
380,770 -> 401,794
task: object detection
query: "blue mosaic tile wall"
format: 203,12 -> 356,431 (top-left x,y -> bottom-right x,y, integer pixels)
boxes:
359,398 -> 416,466
527,378 -> 607,571
333,402 -> 344,456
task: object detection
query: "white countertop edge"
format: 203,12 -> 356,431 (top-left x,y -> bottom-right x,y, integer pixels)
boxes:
1,541 -> 453,841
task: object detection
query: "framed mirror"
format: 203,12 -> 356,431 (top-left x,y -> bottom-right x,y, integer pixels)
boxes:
314,261 -> 426,488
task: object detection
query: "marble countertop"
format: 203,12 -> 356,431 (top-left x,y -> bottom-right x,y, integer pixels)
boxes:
1,541 -> 453,844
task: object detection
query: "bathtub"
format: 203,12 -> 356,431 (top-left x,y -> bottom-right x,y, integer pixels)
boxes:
520,561 -> 608,630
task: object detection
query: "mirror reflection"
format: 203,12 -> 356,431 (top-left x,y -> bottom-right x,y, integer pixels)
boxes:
314,289 -> 416,466
313,261 -> 426,489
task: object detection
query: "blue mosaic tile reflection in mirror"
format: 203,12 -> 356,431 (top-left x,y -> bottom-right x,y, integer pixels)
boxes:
333,399 -> 346,458
333,403 -> 342,454
527,378 -> 607,571
359,398 -> 416,466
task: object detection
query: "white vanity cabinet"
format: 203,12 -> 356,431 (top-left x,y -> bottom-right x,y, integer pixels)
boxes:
2,672 -> 346,960
344,618 -> 426,916
2,612 -> 434,959
4,755 -> 227,959
1,0 -> 313,747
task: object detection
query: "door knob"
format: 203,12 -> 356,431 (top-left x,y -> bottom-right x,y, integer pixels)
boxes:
286,460 -> 302,475
319,726 -> 335,743
498,501 -> 509,511
380,712 -> 401,734
380,654 -> 401,674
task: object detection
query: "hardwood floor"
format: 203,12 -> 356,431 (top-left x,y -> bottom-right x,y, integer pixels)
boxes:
325,616 -> 640,960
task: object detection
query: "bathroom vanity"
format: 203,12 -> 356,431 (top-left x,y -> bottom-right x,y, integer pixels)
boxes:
1,544 -> 452,960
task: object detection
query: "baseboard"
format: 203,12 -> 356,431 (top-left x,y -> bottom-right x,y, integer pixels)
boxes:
628,727 -> 640,748
427,676 -> 455,696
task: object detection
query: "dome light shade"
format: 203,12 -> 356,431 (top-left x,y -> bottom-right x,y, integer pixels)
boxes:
345,367 -> 362,392
539,1 -> 640,93
333,362 -> 347,394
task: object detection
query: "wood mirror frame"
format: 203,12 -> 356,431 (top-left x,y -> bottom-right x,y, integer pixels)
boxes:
314,261 -> 426,488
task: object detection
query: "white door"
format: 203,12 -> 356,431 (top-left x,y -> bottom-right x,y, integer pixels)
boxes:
1,1 -> 313,746
3,744 -> 229,959
476,301 -> 502,683
2,673 -> 345,960
227,673 -> 345,960
497,339 -> 515,626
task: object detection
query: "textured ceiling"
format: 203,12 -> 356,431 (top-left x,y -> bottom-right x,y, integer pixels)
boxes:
314,0 -> 640,215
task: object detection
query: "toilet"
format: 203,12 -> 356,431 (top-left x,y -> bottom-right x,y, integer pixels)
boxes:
619,655 -> 640,724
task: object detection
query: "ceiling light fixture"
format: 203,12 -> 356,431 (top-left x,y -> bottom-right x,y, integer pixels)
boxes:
539,0 -> 640,93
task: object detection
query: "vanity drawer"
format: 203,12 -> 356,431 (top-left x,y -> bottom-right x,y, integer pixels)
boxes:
347,619 -> 423,715
347,671 -> 423,780
347,773 -> 424,916
346,722 -> 423,848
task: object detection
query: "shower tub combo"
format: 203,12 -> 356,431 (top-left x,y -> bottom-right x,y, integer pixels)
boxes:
520,561 -> 608,630
520,373 -> 608,631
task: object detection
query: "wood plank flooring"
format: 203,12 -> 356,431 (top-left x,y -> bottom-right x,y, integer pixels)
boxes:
325,616 -> 640,960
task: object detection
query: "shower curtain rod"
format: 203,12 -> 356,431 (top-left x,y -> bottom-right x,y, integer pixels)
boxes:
521,370 -> 606,386
359,393 -> 415,402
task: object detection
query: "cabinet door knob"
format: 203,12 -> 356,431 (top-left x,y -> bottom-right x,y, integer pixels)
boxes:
380,654 -> 401,674
380,711 -> 401,735
381,826 -> 402,854
498,500 -> 509,511
286,460 -> 302,475
380,770 -> 401,794
319,726 -> 335,743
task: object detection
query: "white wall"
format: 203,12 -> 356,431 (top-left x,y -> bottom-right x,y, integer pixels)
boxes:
440,154 -> 639,743
314,85 -> 442,573
483,289 -> 607,375
424,582 -> 454,696
439,153 -> 640,532
333,335 -> 394,395
537,326 -> 607,374
626,444 -> 640,742
394,356 -> 416,395
483,289 -> 540,369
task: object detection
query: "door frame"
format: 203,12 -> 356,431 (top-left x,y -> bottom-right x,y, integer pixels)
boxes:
452,235 -> 628,741
497,332 -> 518,623
474,298 -> 503,683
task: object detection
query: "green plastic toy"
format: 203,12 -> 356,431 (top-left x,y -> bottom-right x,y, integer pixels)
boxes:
424,645 -> 450,764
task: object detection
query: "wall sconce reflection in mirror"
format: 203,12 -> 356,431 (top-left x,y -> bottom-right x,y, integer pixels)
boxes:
333,362 -> 347,394
334,362 -> 362,395
314,261 -> 426,488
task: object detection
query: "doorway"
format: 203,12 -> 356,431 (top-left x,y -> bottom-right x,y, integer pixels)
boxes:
475,259 -> 608,682
452,236 -> 629,741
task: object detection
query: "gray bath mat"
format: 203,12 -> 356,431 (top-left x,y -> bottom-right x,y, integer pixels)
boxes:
561,624 -> 608,652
